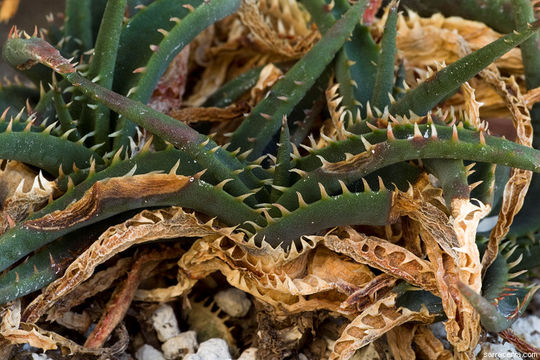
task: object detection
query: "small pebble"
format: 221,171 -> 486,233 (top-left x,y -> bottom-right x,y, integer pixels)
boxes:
31,355 -> 52,360
162,331 -> 198,360
237,347 -> 257,360
511,315 -> 540,347
481,342 -> 518,359
135,345 -> 166,360
215,288 -> 251,317
152,304 -> 180,342
193,338 -> 231,360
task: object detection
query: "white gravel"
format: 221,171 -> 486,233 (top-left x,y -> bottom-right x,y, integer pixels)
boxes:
135,344 -> 165,360
237,347 -> 257,360
184,338 -> 231,360
161,330 -> 198,359
215,288 -> 251,318
152,304 -> 181,342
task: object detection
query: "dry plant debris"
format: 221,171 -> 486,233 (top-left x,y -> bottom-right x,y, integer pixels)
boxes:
0,0 -> 539,359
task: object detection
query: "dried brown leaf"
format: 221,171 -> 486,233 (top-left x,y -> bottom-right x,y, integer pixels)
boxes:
0,300 -> 110,355
0,300 -> 56,351
84,244 -> 184,348
314,227 -> 438,292
0,171 -> 54,235
238,0 -> 317,59
178,234 -> 379,315
341,273 -> 398,313
250,63 -> 283,104
330,293 -> 434,360
24,206 -> 217,323
47,257 -> 132,322
524,86 -> 540,108
325,82 -> 349,141
169,102 -> 249,124
24,173 -> 196,231
413,325 -> 453,360
149,45 -> 190,113
481,72 -> 533,272
386,324 -> 417,360
391,186 -> 459,261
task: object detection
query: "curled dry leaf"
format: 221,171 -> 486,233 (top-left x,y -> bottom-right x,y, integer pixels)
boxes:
386,324 -> 417,360
250,63 -> 283,104
178,234 -> 379,315
325,82 -> 349,141
313,227 -> 438,292
0,169 -> 55,236
149,46 -> 190,114
390,180 -> 487,357
390,186 -> 459,260
84,244 -> 184,348
46,257 -> 132,322
481,72 -> 534,272
340,273 -> 398,313
524,86 -> 540,108
238,0 -> 318,59
413,325 -> 453,360
24,202 -> 218,323
308,246 -> 376,298
0,300 -> 109,355
169,102 -> 250,124
0,300 -> 56,351
330,293 -> 434,360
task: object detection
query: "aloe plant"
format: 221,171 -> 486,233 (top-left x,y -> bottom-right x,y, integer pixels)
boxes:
0,0 -> 539,357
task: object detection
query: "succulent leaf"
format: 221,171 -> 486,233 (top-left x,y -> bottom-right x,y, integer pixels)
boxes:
390,20 -> 540,116
230,0 -> 370,159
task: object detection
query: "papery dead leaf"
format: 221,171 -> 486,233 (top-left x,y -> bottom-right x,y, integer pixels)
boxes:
386,324 -> 417,360
238,0 -> 318,59
314,227 -> 438,292
413,325 -> 453,360
325,82 -> 349,141
47,257 -> 132,322
84,244 -> 184,348
149,45 -> 190,114
0,171 -> 54,235
24,205 -> 218,323
250,63 -> 283,104
481,72 -> 533,273
330,293 -> 434,360
178,234 -> 380,315
169,102 -> 249,124
0,300 -> 109,355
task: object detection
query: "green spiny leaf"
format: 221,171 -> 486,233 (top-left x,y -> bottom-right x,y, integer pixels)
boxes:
230,0 -> 369,159
390,20 -> 540,116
